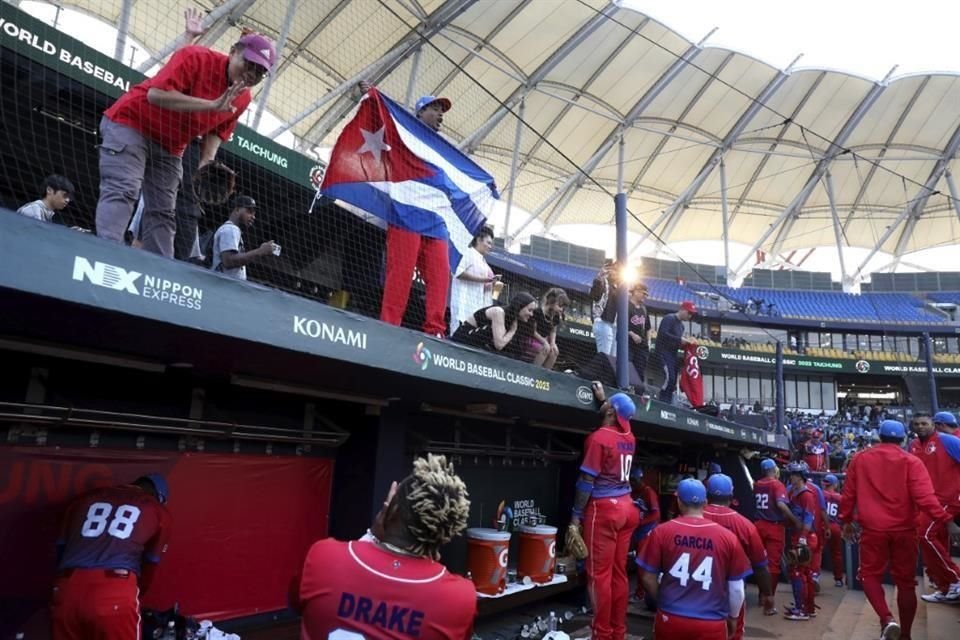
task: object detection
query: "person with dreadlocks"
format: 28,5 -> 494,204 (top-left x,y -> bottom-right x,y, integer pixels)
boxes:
295,455 -> 475,640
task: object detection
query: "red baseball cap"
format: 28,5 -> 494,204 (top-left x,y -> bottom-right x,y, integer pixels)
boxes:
680,301 -> 697,314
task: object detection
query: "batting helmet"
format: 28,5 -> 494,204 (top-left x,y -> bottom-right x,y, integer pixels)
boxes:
785,461 -> 809,479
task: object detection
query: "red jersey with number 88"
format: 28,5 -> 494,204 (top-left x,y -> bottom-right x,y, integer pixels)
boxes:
637,516 -> 752,621
580,426 -> 635,498
58,485 -> 171,574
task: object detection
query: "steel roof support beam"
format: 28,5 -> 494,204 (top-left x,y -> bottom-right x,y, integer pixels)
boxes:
267,0 -> 351,83
630,65 -> 793,254
300,0 -> 477,143
732,79 -> 888,278
430,0 -> 534,97
138,0 -> 255,72
520,43 -> 703,239
113,0 -> 136,62
502,97 -> 526,243
276,0 -> 477,141
822,171 -> 849,286
250,0 -> 298,130
403,45 -> 424,110
945,170 -> 960,225
719,156 -> 731,280
458,1 -> 621,154
841,77 -> 929,234
852,121 -> 960,279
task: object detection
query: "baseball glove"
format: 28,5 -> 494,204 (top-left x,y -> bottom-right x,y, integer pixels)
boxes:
193,162 -> 237,205
565,523 -> 588,560
784,544 -> 812,567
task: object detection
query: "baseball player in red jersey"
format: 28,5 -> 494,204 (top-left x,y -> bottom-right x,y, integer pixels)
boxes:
629,467 -> 660,603
637,479 -> 752,640
51,474 -> 171,640
820,474 -> 845,587
805,474 -> 828,591
934,411 -> 958,436
908,412 -> 960,603
784,461 -> 820,621
802,429 -> 830,472
295,454 -> 475,640
841,419 -> 953,640
703,474 -> 774,640
570,383 -> 639,640
752,458 -> 799,613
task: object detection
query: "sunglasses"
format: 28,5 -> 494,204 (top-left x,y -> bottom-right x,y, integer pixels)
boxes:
244,60 -> 268,81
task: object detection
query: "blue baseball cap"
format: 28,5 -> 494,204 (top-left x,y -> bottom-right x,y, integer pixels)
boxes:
706,473 -> 734,498
708,462 -> 722,475
879,419 -> 905,440
823,474 -> 839,486
676,478 -> 706,506
630,466 -> 644,479
934,411 -> 958,426
140,473 -> 169,504
415,95 -> 451,113
609,393 -> 636,431
760,458 -> 777,472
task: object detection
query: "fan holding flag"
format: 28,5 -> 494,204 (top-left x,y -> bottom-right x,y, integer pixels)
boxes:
321,87 -> 499,337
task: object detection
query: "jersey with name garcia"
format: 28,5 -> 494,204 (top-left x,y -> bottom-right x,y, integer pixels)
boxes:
58,485 -> 171,574
637,516 -> 751,621
752,477 -> 789,523
298,538 -> 476,640
581,425 -> 635,498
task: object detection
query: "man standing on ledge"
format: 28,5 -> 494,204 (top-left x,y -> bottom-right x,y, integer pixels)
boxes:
653,301 -> 697,403
379,95 -> 455,337
95,31 -> 276,256
841,419 -> 951,640
570,383 -> 638,640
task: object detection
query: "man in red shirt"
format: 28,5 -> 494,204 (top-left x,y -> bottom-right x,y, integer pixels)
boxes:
95,32 -> 276,257
752,458 -> 799,612
908,412 -> 960,603
638,479 -> 752,640
295,454 -> 475,640
820,474 -> 845,587
841,419 -> 952,640
784,461 -> 820,621
802,429 -> 830,472
629,467 -> 660,603
51,474 -> 171,640
703,474 -> 774,640
570,383 -> 638,640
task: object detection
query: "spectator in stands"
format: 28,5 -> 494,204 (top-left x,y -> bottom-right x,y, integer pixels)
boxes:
210,195 -> 278,281
94,25 -> 276,257
525,287 -> 568,370
590,259 -> 619,356
17,174 -> 74,223
934,411 -> 958,436
451,292 -> 537,358
627,283 -> 651,383
652,301 -> 696,404
449,225 -> 498,331
378,93 -> 455,338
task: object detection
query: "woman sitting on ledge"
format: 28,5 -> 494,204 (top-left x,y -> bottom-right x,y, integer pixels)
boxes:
451,292 -> 537,359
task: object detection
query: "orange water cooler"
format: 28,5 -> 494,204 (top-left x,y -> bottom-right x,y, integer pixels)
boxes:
516,524 -> 557,583
466,528 -> 511,595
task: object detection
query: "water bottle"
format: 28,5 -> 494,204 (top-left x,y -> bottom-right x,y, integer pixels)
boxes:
163,620 -> 176,640
547,612 -> 557,632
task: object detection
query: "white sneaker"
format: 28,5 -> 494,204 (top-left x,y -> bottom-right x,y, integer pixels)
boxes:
881,620 -> 901,640
920,590 -> 953,603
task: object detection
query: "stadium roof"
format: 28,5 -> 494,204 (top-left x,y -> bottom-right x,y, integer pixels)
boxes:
70,0 -> 960,281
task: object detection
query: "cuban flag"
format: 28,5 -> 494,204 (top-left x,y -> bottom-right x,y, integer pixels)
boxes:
321,88 -> 498,269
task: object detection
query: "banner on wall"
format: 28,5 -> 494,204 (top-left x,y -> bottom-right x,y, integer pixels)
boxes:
0,446 -> 332,631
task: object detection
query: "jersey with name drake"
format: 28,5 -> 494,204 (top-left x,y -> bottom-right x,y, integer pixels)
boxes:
58,484 -> 171,573
752,477 -> 789,523
581,426 -> 635,498
637,517 -> 752,620
298,538 -> 476,640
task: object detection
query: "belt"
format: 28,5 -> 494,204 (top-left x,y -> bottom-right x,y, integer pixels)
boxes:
59,568 -> 131,579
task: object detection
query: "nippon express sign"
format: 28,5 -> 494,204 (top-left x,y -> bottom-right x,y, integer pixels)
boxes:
72,256 -> 203,311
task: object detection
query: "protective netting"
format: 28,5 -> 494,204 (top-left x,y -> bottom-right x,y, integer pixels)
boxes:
1,0 -> 958,415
